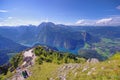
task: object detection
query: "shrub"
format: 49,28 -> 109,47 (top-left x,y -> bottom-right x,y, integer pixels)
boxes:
37,58 -> 43,65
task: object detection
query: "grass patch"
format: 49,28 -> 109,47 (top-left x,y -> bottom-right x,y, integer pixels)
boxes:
27,62 -> 60,80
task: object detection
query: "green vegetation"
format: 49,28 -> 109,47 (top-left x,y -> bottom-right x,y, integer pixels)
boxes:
27,62 -> 60,80
9,53 -> 23,69
26,52 -> 120,80
0,53 -> 23,80
68,52 -> 120,80
28,52 -> 120,80
83,38 -> 120,60
78,49 -> 105,61
0,71 -> 14,80
1,46 -> 120,80
84,43 -> 91,49
110,52 -> 120,60
26,46 -> 86,80
34,46 -> 86,64
28,46 -> 120,80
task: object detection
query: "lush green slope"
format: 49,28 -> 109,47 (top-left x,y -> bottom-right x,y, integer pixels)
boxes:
65,52 -> 120,80
27,52 -> 120,80
27,62 -> 60,80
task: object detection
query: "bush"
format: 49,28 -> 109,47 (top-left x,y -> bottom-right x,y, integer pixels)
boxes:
75,58 -> 86,63
9,53 -> 23,69
38,58 -> 43,65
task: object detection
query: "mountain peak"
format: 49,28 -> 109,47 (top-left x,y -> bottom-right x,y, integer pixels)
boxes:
39,22 -> 56,27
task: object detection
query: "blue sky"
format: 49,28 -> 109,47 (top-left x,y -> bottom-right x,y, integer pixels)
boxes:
0,0 -> 120,26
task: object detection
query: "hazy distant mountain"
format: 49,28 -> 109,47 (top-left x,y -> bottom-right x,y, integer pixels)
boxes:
70,26 -> 120,39
0,35 -> 28,65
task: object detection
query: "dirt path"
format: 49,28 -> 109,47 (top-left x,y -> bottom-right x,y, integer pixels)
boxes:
11,49 -> 36,80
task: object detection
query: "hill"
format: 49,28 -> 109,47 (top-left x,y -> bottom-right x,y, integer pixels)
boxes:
27,48 -> 120,80
0,46 -> 85,80
0,46 -> 120,80
27,52 -> 120,80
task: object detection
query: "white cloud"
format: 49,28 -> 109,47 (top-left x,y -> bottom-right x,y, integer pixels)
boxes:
96,17 -> 120,26
0,16 -> 52,26
0,10 -> 8,13
96,18 -> 112,24
76,19 -> 84,24
75,19 -> 96,26
0,17 -> 44,26
116,5 -> 120,10
0,20 -> 40,26
76,16 -> 120,26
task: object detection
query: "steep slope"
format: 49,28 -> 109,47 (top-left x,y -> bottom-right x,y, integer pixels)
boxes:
71,26 -> 120,39
0,35 -> 28,65
36,22 -> 99,51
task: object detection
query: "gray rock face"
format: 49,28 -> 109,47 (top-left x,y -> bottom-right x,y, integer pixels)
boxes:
87,58 -> 99,63
50,63 -> 81,80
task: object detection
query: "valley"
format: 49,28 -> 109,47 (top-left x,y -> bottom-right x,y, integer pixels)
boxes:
0,22 -> 119,65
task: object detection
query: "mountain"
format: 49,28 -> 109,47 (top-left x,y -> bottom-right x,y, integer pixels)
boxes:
70,26 -> 120,39
0,25 -> 38,46
0,22 -> 119,60
0,35 -> 28,65
36,22 -> 100,51
0,22 -> 100,52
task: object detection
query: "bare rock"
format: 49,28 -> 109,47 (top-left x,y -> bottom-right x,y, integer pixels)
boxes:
87,58 -> 99,64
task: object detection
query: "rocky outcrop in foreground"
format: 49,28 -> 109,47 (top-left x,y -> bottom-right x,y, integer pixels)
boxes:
50,58 -> 99,80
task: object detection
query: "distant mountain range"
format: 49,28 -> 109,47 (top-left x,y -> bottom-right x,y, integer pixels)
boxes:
0,22 -> 100,50
0,22 -> 120,65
